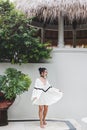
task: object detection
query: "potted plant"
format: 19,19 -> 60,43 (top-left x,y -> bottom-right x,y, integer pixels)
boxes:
0,67 -> 31,126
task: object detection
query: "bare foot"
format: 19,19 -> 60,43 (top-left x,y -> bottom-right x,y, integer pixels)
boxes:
43,120 -> 47,125
40,125 -> 45,128
40,122 -> 45,128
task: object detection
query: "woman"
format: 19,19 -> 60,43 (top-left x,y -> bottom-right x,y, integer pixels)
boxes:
31,67 -> 63,128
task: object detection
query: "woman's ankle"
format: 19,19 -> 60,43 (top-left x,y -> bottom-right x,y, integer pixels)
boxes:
43,119 -> 47,125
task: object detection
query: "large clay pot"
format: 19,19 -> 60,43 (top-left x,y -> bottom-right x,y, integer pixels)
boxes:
0,92 -> 15,126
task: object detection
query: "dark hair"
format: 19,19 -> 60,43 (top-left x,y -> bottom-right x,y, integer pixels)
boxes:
38,67 -> 47,75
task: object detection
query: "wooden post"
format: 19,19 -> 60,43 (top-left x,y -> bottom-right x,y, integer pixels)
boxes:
73,29 -> 77,48
72,20 -> 77,48
41,28 -> 45,43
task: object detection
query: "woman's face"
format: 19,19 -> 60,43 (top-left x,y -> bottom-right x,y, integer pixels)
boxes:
41,70 -> 48,78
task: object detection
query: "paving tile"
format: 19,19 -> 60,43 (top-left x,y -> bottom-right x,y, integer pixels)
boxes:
0,122 -> 25,130
0,119 -> 81,130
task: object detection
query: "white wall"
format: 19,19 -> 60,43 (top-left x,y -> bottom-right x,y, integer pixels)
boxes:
0,48 -> 87,129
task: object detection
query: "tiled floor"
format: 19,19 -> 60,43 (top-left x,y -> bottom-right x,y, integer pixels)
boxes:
0,119 -> 81,130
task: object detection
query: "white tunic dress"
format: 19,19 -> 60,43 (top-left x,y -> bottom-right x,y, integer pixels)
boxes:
31,78 -> 63,105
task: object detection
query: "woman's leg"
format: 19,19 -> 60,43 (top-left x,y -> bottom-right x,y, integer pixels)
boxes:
39,105 -> 44,128
43,105 -> 48,125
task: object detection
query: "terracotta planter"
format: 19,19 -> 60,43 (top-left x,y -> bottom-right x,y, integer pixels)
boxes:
0,92 -> 15,126
0,109 -> 8,126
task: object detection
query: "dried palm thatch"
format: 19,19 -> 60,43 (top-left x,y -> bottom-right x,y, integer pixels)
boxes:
14,0 -> 87,21
62,0 -> 87,21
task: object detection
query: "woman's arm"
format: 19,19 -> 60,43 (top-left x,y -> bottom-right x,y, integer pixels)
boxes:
31,78 -> 43,101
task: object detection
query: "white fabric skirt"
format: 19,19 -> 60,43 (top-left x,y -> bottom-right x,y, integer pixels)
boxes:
32,87 -> 63,105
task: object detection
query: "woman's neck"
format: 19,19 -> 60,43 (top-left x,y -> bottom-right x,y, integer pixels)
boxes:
40,75 -> 46,79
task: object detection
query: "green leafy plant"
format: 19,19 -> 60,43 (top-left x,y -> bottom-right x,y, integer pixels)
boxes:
0,0 -> 52,64
0,68 -> 32,100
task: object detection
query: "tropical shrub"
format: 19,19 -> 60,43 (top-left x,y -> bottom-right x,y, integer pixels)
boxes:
0,0 -> 52,64
0,67 -> 32,100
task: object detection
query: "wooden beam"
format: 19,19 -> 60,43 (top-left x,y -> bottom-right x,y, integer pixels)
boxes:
30,21 -> 87,31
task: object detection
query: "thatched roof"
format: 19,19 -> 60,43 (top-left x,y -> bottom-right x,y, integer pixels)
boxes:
14,0 -> 87,21
62,0 -> 87,21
